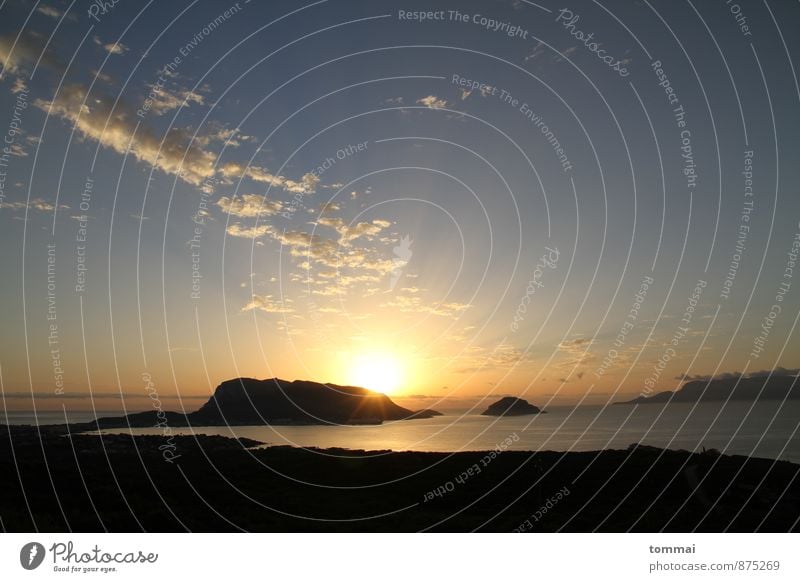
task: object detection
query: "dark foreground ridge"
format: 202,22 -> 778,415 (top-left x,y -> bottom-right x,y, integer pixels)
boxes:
616,374 -> 799,405
80,378 -> 442,429
0,428 -> 797,532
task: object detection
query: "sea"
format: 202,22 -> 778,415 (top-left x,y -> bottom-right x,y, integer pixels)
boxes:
4,401 -> 799,462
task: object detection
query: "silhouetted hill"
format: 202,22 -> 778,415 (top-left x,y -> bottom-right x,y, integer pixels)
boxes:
191,377 -> 423,424
481,397 -> 544,416
84,378 -> 441,428
617,375 -> 799,405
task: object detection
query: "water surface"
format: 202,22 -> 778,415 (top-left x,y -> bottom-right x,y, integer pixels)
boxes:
84,401 -> 800,462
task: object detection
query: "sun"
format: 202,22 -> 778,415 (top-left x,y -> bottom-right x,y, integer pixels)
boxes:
348,352 -> 404,395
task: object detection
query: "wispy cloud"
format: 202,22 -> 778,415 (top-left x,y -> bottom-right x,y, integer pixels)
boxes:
35,84 -> 218,186
220,163 -> 319,193
226,223 -> 272,239
317,217 -> 391,245
2,198 -> 68,212
242,294 -> 294,313
556,337 -> 595,368
0,31 -> 64,76
417,95 -> 447,109
94,36 -> 128,55
216,194 -> 282,218
676,367 -> 800,382
90,69 -> 114,85
382,292 -> 470,319
36,4 -> 63,19
144,84 -> 204,115
455,341 -> 526,373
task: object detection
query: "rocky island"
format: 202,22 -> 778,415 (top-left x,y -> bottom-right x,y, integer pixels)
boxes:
481,396 -> 544,416
76,378 -> 442,430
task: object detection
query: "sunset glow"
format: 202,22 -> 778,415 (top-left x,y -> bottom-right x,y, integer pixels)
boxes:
347,352 -> 405,395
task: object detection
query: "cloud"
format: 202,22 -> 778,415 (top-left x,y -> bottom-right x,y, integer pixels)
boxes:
4,141 -> 27,157
319,202 -> 341,215
36,4 -> 63,18
144,84 -> 204,115
194,125 -> 255,148
556,337 -> 595,368
311,285 -> 347,297
676,372 -> 740,383
35,4 -> 77,21
94,36 -> 128,55
676,367 -> 800,383
417,95 -> 447,109
105,43 -> 127,55
319,182 -> 343,190
271,229 -> 389,272
216,194 -> 282,218
337,273 -> 381,286
23,78 -> 314,195
0,32 -> 64,75
227,214 -> 398,302
275,226 -> 399,299
36,84 -> 218,185
558,338 -> 592,349
749,367 -> 799,378
220,163 -> 319,194
90,69 -> 114,85
317,217 -> 391,245
226,223 -> 272,239
2,198 -> 67,212
242,294 -> 293,313
460,85 -> 495,100
456,341 -> 526,373
382,293 -> 470,318
11,77 -> 28,94
30,199 -> 59,211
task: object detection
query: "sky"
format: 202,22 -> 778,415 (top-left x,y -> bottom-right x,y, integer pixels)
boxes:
0,0 -> 798,413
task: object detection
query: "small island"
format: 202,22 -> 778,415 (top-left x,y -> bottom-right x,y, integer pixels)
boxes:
407,409 -> 444,419
481,396 -> 544,416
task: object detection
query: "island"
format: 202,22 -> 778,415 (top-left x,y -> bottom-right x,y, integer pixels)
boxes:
615,374 -> 799,405
481,396 -> 544,416
407,409 -> 444,418
74,378 -> 443,429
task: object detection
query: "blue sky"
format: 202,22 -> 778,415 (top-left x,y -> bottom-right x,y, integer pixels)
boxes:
1,0 -> 798,411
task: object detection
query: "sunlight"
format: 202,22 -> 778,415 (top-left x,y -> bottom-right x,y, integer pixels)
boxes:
347,352 -> 404,395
